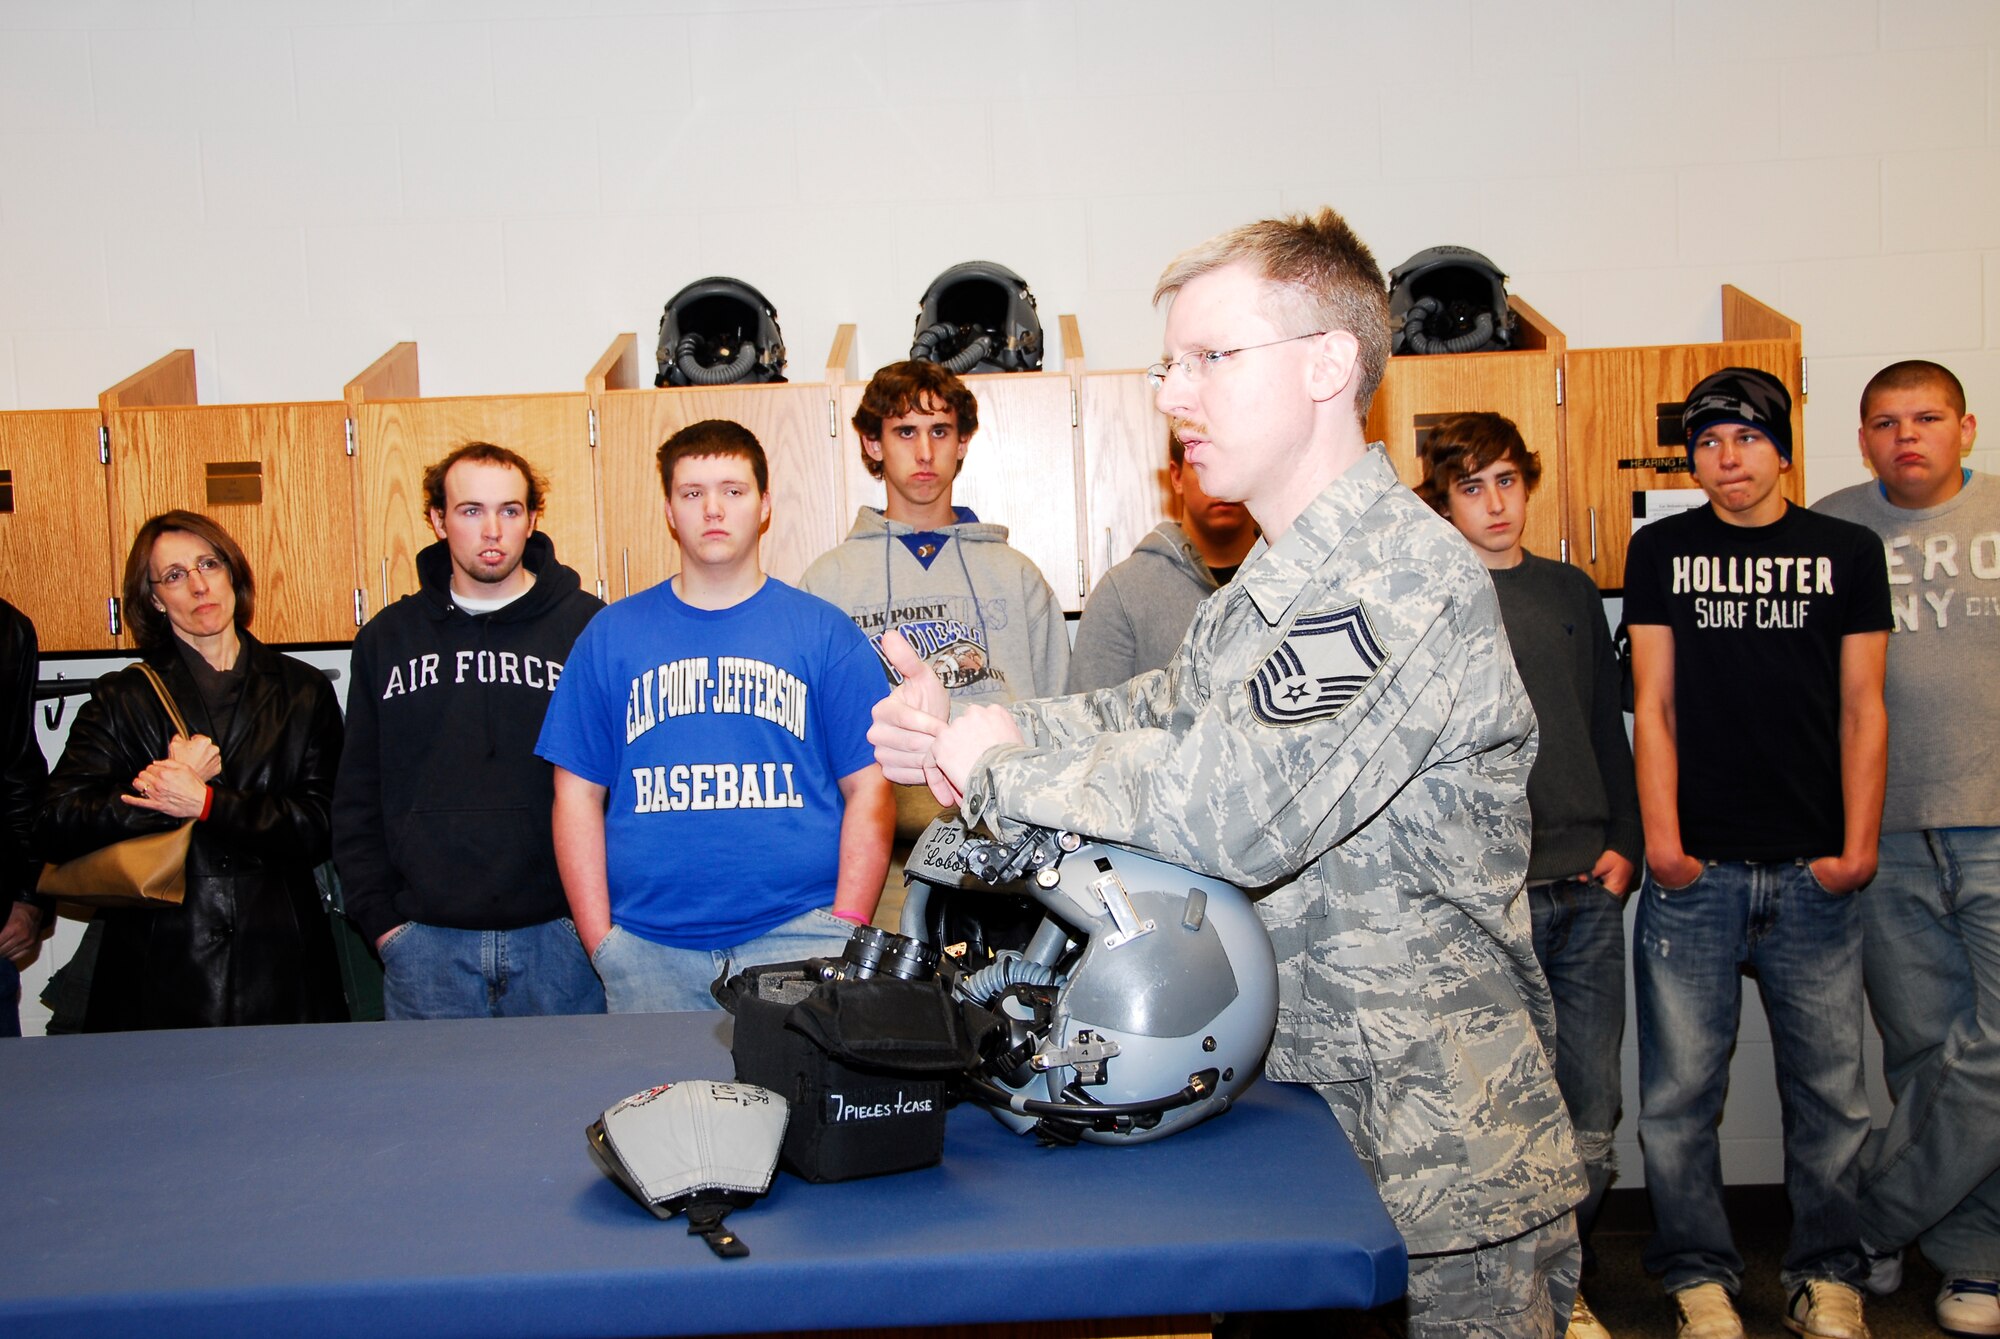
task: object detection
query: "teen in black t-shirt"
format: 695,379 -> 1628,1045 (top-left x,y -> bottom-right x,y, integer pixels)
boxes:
1625,367 -> 1890,1339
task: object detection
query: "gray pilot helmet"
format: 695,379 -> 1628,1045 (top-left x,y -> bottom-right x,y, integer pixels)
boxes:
907,821 -> 1277,1145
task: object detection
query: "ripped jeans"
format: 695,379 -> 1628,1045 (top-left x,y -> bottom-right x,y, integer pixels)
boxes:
1528,877 -> 1626,1265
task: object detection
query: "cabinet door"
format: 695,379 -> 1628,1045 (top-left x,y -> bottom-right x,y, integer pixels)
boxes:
1366,348 -> 1566,564
595,384 -> 841,601
0,410 -> 120,651
107,402 -> 356,644
837,372 -> 1084,611
355,394 -> 596,615
1078,370 -> 1175,588
1564,341 -> 1805,590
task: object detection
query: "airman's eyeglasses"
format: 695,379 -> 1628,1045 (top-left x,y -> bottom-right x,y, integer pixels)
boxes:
1145,331 -> 1328,388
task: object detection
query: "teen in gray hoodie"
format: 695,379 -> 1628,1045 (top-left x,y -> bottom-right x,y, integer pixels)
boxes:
1068,430 -> 1256,693
799,360 -> 1067,845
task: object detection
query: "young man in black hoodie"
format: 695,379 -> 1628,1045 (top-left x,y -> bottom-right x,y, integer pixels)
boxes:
333,443 -> 606,1019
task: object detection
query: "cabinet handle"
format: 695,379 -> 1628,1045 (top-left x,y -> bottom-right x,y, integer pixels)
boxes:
1588,507 -> 1599,564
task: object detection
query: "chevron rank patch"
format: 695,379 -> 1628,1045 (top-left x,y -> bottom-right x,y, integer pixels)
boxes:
1249,605 -> 1387,726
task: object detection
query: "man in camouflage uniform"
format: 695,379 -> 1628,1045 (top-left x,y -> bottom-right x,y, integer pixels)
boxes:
871,209 -> 1585,1337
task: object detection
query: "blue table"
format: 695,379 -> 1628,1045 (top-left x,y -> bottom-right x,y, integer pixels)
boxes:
0,1013 -> 1403,1338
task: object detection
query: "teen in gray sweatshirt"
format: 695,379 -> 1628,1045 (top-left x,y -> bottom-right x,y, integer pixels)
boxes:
799,360 -> 1067,845
1069,430 -> 1256,693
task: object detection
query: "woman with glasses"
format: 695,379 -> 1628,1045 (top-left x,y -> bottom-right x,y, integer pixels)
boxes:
39,510 -> 348,1030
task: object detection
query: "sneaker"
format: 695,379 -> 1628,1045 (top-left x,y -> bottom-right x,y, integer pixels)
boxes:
1784,1279 -> 1869,1339
1673,1283 -> 1745,1339
1566,1290 -> 1611,1339
1860,1240 -> 1903,1295
1937,1278 -> 2000,1337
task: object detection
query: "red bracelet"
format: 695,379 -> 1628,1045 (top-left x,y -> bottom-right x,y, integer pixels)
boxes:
198,786 -> 213,822
829,907 -> 867,926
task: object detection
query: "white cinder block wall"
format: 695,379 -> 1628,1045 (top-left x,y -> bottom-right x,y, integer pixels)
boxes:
4,0 -> 1996,1184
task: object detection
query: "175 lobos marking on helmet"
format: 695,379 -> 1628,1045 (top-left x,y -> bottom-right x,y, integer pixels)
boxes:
1251,605 -> 1386,726
825,1091 -> 936,1121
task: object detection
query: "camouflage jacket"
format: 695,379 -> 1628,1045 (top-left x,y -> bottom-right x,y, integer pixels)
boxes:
960,446 -> 1584,1253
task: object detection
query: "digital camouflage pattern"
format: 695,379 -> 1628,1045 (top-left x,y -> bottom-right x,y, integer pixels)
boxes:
959,447 -> 1585,1254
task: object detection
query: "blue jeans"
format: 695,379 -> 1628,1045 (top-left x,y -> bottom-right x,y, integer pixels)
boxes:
1528,878 -> 1627,1264
590,907 -> 855,1014
378,919 -> 606,1021
1635,859 -> 1870,1294
1859,827 -> 2000,1277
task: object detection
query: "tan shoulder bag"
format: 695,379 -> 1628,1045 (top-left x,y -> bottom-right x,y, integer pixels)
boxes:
38,663 -> 197,908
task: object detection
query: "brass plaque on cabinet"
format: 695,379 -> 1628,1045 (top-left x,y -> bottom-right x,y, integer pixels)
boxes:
205,461 -> 263,506
1616,456 -> 1693,474
0,469 -> 11,514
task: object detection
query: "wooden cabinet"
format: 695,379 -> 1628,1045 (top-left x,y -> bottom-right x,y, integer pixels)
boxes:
351,398 -> 598,616
0,410 -> 120,651
1365,297 -> 1567,565
580,330 -> 844,601
595,381 -> 843,601
348,337 -> 602,617
1562,288 -> 1805,590
1077,369 -> 1174,589
101,351 -> 359,645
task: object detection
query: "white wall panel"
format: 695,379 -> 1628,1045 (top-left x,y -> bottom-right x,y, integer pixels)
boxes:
1578,64 -> 1782,170
1678,156 -> 1881,264
1672,0 -> 1878,60
90,25 -> 293,127
0,28 -> 95,129
294,21 -> 494,124
0,226 -> 109,330
305,221 -> 506,321
104,225 -> 306,326
1881,148 -> 2000,254
0,129 -> 204,228
491,15 -> 690,118
201,124 -> 404,226
1782,49 -> 1988,158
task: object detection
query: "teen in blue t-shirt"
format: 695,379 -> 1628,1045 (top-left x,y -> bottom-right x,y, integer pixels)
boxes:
538,420 -> 893,1012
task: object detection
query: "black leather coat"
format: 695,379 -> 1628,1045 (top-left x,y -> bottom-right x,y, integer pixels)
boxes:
2,599 -> 46,916
38,633 -> 348,1029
